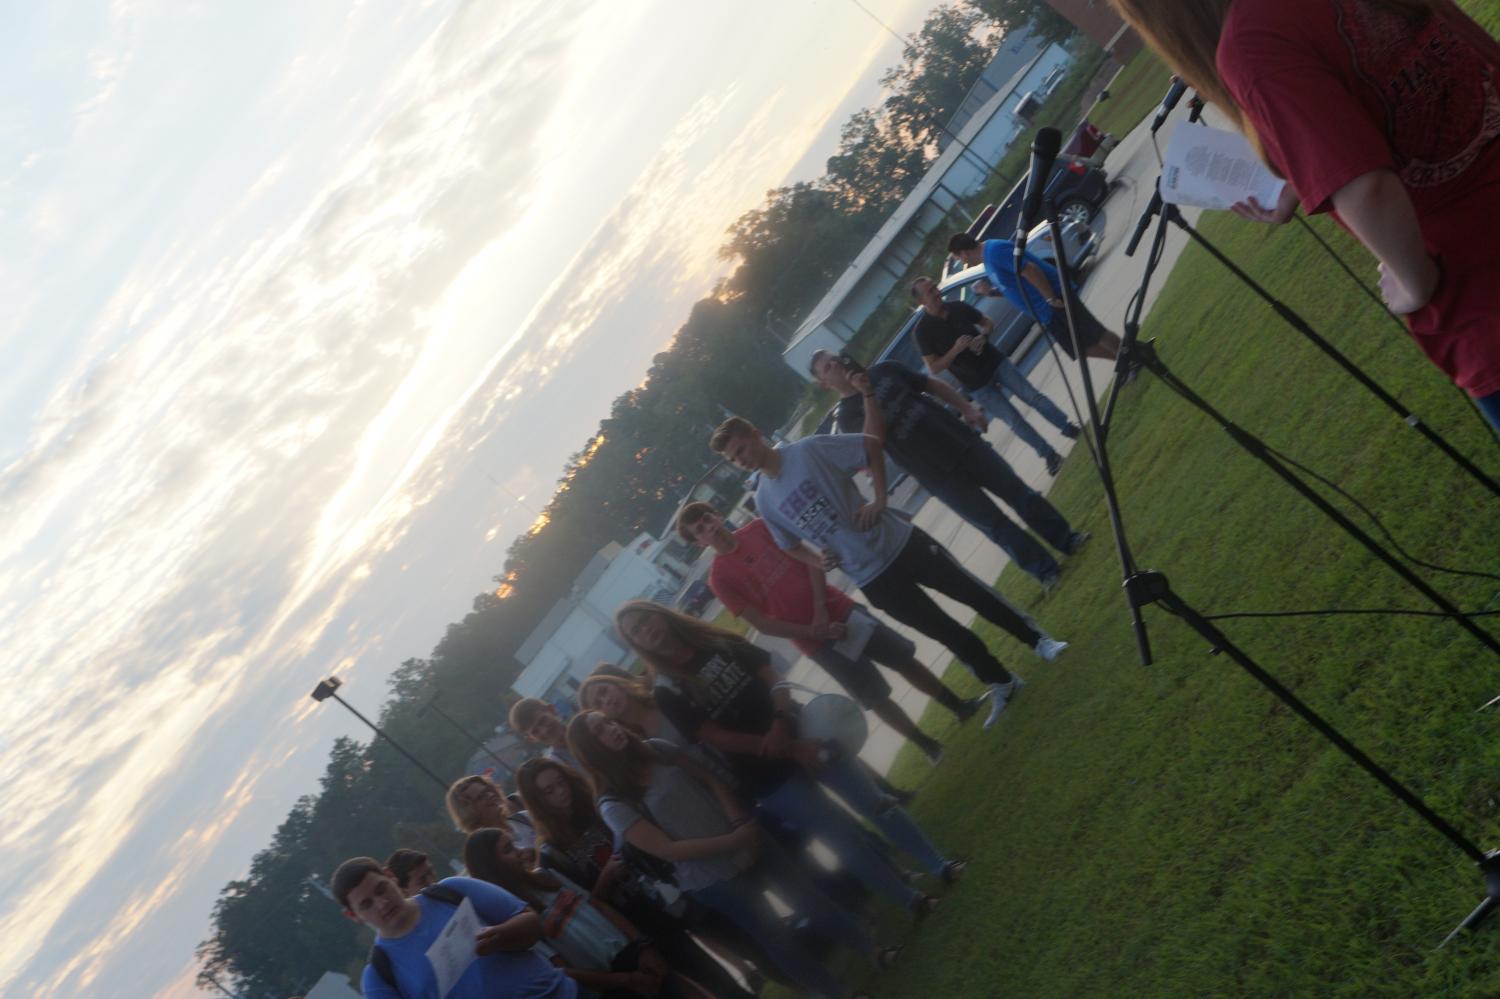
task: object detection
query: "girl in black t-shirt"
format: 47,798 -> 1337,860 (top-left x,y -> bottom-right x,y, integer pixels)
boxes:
614,601 -> 964,920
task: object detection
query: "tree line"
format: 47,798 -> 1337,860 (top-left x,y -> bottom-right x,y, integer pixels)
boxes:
195,4 -> 1072,994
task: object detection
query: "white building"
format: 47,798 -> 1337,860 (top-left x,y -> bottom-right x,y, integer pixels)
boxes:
781,43 -> 1074,377
938,26 -> 1048,151
511,534 -> 682,703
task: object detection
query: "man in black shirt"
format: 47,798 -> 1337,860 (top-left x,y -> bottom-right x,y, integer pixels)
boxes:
910,275 -> 1079,476
811,349 -> 1087,591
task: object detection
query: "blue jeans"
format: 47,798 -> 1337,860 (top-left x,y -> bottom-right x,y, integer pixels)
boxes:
757,771 -> 921,911
1477,389 -> 1500,432
925,441 -> 1077,582
691,844 -> 869,999
816,756 -> 947,875
969,357 -> 1072,461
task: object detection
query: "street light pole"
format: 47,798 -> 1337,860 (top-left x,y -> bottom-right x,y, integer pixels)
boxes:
419,694 -> 512,776
309,678 -> 448,792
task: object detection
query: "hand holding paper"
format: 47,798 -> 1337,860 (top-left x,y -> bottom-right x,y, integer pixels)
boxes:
1162,123 -> 1287,213
426,897 -> 482,998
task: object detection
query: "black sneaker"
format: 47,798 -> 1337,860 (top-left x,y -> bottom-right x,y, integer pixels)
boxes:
1039,570 -> 1062,592
956,695 -> 987,723
941,859 -> 968,885
1061,422 -> 1082,440
1065,530 -> 1092,554
1045,451 -> 1063,476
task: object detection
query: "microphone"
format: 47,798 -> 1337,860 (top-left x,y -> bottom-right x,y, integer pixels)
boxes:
1013,126 -> 1063,271
1124,183 -> 1164,258
1150,78 -> 1189,134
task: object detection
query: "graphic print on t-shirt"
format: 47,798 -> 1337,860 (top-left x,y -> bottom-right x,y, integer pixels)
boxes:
777,481 -> 840,544
698,652 -> 754,711
1336,0 -> 1500,186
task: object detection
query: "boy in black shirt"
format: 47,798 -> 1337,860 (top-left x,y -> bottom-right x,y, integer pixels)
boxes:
812,349 -> 1087,592
910,275 -> 1079,476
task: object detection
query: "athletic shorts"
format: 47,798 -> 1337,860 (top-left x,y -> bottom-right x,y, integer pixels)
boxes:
1045,297 -> 1108,360
806,616 -> 917,707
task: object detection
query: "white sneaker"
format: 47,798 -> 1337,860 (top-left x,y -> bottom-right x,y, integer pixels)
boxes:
983,676 -> 1025,728
1034,635 -> 1069,662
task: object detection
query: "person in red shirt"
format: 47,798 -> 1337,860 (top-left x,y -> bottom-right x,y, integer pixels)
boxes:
675,502 -> 992,748
1111,0 -> 1500,428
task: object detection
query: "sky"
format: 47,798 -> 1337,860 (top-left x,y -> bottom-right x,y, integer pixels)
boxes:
0,0 -> 940,995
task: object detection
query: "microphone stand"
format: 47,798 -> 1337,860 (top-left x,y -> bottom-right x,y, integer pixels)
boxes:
1036,192 -> 1500,947
1099,97 -> 1196,441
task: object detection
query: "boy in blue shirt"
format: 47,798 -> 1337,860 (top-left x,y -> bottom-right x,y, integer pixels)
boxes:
332,856 -> 576,999
947,232 -> 1120,362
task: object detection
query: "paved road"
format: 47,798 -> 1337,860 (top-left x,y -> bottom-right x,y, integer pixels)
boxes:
758,107 -> 1218,777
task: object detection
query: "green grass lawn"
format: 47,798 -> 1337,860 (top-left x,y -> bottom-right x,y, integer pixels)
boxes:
1087,47 -> 1175,140
768,209 -> 1500,996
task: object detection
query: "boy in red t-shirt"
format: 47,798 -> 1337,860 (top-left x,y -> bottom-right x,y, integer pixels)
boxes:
676,501 -> 993,752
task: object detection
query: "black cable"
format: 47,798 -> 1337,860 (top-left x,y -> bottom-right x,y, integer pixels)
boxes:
1140,354 -> 1498,584
1293,212 -> 1500,451
1292,213 -> 1406,335
1037,299 -> 1102,469
1203,606 -> 1500,622
1261,442 -> 1500,584
1039,173 -> 1173,469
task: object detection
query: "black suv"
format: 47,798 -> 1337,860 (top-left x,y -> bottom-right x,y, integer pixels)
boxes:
987,155 -> 1110,233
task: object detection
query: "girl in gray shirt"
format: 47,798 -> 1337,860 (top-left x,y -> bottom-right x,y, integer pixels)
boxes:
568,711 -> 888,999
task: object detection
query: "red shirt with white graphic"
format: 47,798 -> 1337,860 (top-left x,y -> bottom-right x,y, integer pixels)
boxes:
708,518 -> 854,656
1219,0 -> 1500,396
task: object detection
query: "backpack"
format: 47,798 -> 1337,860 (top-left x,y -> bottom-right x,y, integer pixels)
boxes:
367,883 -> 466,995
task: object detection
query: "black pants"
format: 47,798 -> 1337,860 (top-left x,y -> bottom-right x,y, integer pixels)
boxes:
860,527 -> 1039,684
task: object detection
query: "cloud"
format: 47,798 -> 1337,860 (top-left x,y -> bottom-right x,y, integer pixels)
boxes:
0,0 -> 925,994
0,3 -> 586,993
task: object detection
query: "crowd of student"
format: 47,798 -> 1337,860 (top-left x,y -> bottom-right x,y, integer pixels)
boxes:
326,208 -> 1116,997
326,0 -> 1500,988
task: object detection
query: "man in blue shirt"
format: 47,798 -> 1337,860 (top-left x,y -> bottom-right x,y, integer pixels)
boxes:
332,856 -> 576,999
947,232 -> 1120,363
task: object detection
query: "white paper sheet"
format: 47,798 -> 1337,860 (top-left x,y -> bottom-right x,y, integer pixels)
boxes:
1161,122 -> 1286,211
831,607 -> 878,660
426,896 -> 482,998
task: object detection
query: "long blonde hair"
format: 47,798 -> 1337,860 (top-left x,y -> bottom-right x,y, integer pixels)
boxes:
445,774 -> 511,834
613,600 -> 756,681
1108,0 -> 1438,135
577,673 -> 655,717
